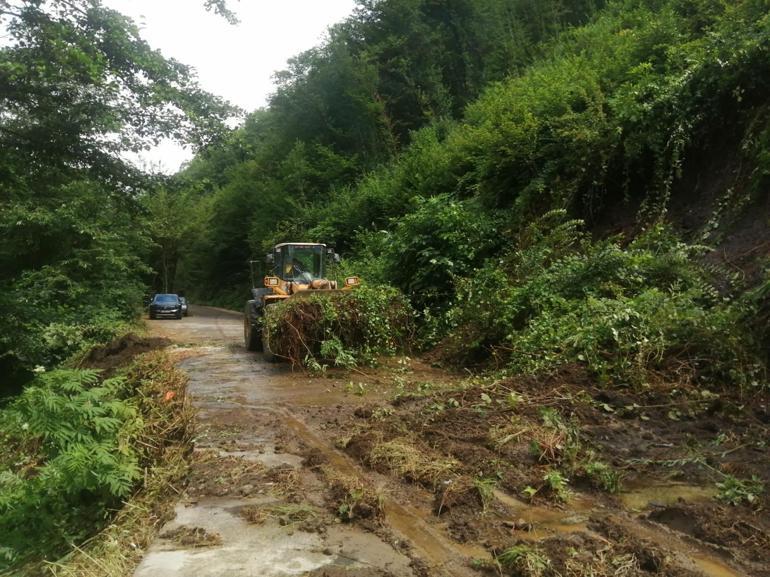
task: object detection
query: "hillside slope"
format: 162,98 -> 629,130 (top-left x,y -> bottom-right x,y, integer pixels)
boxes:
168,0 -> 768,387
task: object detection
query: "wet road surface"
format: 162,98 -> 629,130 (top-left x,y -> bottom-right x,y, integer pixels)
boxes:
132,305 -> 473,577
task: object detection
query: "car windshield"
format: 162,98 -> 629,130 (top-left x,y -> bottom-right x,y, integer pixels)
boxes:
154,294 -> 178,303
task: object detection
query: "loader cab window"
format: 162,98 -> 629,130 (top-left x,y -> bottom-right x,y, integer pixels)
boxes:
277,245 -> 324,282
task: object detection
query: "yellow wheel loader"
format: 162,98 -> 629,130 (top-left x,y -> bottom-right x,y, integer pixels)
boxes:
244,243 -> 359,361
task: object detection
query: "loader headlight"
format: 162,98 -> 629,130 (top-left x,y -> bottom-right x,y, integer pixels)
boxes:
344,276 -> 360,287
264,276 -> 280,287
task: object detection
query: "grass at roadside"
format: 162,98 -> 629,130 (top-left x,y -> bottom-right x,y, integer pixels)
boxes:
46,442 -> 189,577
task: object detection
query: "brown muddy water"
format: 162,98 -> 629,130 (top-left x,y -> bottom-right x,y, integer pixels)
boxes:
619,482 -> 717,512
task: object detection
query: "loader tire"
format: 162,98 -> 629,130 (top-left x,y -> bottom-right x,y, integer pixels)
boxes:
244,301 -> 263,351
262,326 -> 276,363
244,318 -> 261,351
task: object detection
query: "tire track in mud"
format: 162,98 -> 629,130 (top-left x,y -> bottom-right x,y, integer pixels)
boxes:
490,489 -> 746,577
213,308 -> 238,342
262,397 -> 747,577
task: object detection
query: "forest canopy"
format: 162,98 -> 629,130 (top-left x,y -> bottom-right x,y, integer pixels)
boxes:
0,0 -> 234,385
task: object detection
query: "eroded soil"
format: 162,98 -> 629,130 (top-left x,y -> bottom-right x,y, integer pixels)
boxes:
135,306 -> 768,577
80,333 -> 171,375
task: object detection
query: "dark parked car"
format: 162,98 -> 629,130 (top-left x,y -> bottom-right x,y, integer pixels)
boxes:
149,294 -> 183,319
179,296 -> 189,317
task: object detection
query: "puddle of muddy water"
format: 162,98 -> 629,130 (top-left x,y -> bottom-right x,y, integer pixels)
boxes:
619,482 -> 717,511
491,488 -> 746,577
690,553 -> 748,577
492,488 -> 594,539
136,497 -> 416,577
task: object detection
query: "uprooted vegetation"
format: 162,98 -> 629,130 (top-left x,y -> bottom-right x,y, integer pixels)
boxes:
263,284 -> 413,367
343,379 -> 619,505
159,526 -> 223,548
323,469 -> 383,524
0,348 -> 192,575
240,502 -> 320,527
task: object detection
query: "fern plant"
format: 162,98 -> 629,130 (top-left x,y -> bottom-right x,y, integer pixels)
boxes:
0,369 -> 142,569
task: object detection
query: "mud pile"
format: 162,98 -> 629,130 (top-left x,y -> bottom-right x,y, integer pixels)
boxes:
81,333 -> 170,374
308,364 -> 770,577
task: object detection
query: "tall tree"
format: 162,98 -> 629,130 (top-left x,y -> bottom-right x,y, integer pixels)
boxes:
0,0 -> 234,378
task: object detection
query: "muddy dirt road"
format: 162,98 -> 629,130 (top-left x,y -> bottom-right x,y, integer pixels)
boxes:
133,306 -> 477,577
133,306 -> 767,577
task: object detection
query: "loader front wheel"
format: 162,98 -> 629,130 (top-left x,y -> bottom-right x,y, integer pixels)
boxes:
262,326 -> 276,362
244,300 -> 263,352
244,316 -> 261,351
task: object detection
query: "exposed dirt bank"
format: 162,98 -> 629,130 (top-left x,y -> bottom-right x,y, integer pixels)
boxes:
80,333 -> 171,374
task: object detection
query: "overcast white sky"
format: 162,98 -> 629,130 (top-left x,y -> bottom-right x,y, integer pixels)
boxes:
104,0 -> 358,172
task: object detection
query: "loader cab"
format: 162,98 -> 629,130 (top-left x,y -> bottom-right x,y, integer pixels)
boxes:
266,243 -> 337,283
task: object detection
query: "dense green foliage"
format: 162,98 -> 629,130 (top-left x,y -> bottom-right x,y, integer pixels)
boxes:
0,353 -> 190,570
0,0 -> 232,386
0,180 -> 149,375
444,213 -> 763,385
172,0 -> 769,385
0,370 -> 139,566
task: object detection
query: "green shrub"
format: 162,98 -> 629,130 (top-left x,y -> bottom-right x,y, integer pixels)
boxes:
716,474 -> 764,506
0,259 -> 145,380
497,544 -> 551,577
583,461 -> 622,493
0,175 -> 151,382
741,263 -> 770,372
347,195 -> 505,347
443,216 -> 762,386
381,195 -> 504,311
0,350 -> 191,572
